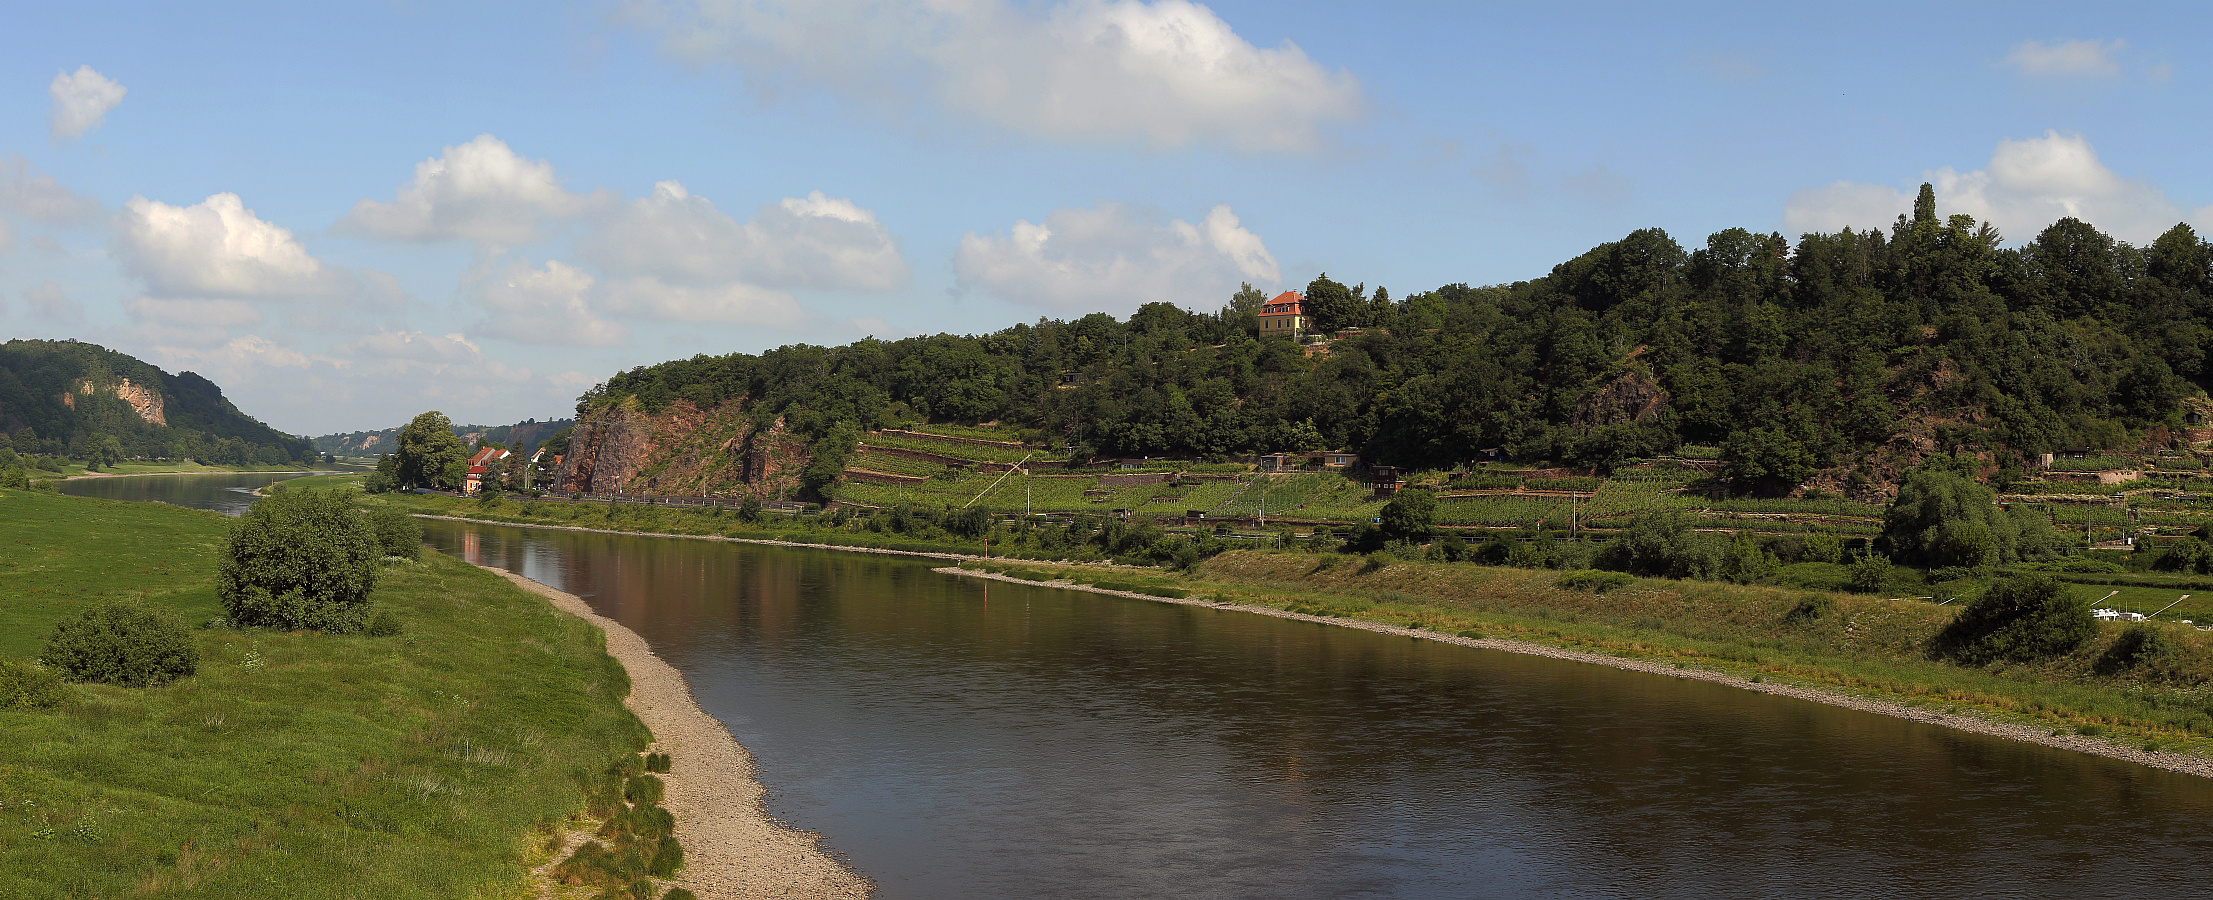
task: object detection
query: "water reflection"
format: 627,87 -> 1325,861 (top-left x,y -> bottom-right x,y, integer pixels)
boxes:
57,471 -> 325,515
426,519 -> 2213,899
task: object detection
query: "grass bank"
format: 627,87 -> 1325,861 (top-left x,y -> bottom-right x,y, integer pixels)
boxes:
0,488 -> 649,897
958,551 -> 2213,764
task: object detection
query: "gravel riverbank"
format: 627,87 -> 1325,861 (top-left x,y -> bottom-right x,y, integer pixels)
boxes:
484,566 -> 872,899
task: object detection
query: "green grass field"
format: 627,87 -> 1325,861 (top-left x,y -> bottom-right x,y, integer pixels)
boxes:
0,487 -> 647,898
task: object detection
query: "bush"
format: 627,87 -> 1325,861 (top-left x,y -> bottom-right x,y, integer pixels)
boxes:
664,889 -> 699,900
1931,575 -> 2095,665
0,658 -> 67,709
1784,594 -> 1836,626
39,599 -> 199,687
2096,624 -> 2181,676
1845,553 -> 1890,594
366,609 -> 404,637
1557,570 -> 1634,593
219,489 -> 381,633
624,774 -> 665,805
366,506 -> 423,560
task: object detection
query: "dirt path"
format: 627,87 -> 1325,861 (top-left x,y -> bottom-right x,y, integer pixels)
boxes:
939,567 -> 2213,781
485,566 -> 872,899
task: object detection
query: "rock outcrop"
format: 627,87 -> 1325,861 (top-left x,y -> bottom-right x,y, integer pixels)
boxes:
556,398 -> 811,499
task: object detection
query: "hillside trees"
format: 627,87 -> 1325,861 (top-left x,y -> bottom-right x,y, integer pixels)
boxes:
568,183 -> 2213,490
395,411 -> 467,491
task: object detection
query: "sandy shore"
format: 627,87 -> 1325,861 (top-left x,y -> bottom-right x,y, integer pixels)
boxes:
482,566 -> 872,899
938,566 -> 2213,781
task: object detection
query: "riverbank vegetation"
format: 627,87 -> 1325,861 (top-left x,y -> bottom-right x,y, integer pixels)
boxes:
0,487 -> 649,896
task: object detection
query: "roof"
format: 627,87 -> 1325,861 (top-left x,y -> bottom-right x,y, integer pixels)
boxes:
467,447 -> 511,467
1259,290 -> 1304,317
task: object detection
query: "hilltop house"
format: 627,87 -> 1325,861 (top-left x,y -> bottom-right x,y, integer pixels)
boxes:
464,446 -> 511,495
1258,291 -> 1307,339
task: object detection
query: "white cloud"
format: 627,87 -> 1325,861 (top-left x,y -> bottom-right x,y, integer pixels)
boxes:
954,202 -> 1277,314
49,66 -> 126,140
626,0 -> 1362,151
338,135 -> 598,246
116,193 -> 337,298
600,275 -> 804,325
124,296 -> 265,347
23,282 -> 82,324
469,258 -> 628,346
0,218 -> 13,255
579,181 -> 908,291
2004,39 -> 2125,79
0,157 -> 103,225
1783,131 -> 2207,244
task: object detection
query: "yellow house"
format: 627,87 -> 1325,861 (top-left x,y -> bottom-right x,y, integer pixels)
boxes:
1258,290 -> 1307,339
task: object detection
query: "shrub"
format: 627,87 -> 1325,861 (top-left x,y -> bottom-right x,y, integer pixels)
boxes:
1931,575 -> 2095,665
0,658 -> 67,709
1557,570 -> 1634,593
218,489 -> 381,633
664,889 -> 700,900
624,774 -> 665,805
366,609 -> 404,637
39,599 -> 199,687
366,506 -> 423,560
2096,624 -> 2181,676
647,835 -> 683,877
645,752 -> 670,774
1784,594 -> 1836,626
1845,553 -> 1890,594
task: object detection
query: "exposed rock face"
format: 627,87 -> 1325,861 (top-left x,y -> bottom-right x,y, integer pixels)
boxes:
556,398 -> 811,499
1573,370 -> 1668,427
115,377 -> 166,426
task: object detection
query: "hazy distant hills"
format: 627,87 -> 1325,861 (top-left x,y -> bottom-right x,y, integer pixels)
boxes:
312,418 -> 573,458
0,339 -> 313,464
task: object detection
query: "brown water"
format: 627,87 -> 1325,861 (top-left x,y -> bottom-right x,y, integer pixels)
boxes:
415,518 -> 2213,899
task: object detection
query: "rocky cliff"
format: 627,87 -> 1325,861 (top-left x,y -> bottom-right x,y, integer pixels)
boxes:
556,398 -> 810,499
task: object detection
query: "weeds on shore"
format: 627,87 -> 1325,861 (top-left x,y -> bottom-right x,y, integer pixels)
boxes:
551,751 -> 685,897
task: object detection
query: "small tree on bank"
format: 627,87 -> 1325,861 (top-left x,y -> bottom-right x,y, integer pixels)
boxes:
1931,574 -> 2094,665
218,489 -> 381,633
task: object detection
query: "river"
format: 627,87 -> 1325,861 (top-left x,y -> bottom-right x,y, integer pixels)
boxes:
68,474 -> 2213,898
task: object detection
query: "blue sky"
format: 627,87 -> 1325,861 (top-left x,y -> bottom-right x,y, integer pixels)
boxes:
2,1 -> 2208,434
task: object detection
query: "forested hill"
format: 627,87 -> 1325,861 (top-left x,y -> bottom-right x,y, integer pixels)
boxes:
569,185 -> 2213,500
0,339 -> 312,464
312,418 -> 573,457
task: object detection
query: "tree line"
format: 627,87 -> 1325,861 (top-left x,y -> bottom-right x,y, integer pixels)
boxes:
576,184 -> 2213,499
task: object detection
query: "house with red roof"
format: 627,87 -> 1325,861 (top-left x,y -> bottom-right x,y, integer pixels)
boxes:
1258,290 -> 1307,339
464,446 -> 511,495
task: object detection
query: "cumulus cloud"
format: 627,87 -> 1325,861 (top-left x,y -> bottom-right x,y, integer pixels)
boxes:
1783,131 -> 2209,245
116,193 -> 338,298
579,181 -> 908,291
123,296 -> 265,347
955,202 -> 1276,314
0,157 -> 103,225
339,135 -> 600,246
49,66 -> 126,140
600,276 -> 803,325
2004,39 -> 2125,79
468,258 -> 628,346
626,0 -> 1362,151
23,282 -> 83,325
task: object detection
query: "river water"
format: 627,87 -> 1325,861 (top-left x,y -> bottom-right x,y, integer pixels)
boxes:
67,475 -> 2213,898
57,470 -> 326,515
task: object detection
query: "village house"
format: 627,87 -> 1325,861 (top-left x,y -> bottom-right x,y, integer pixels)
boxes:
464,446 -> 511,495
1257,290 -> 1307,339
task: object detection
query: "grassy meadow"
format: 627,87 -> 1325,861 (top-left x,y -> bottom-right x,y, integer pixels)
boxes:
0,488 -> 648,898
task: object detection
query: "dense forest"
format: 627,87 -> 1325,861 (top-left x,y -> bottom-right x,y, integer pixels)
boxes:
576,186 -> 2213,499
0,339 -> 312,464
